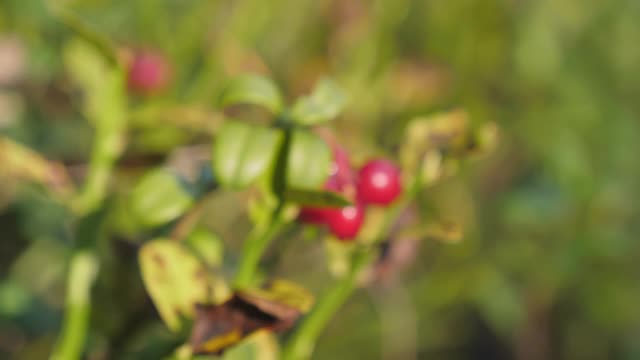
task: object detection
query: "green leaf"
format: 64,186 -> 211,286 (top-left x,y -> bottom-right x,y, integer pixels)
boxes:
185,228 -> 224,268
63,39 -> 126,132
131,169 -> 194,227
286,130 -> 332,189
239,279 -> 315,313
213,122 -> 282,189
139,239 -> 214,332
218,75 -> 284,114
283,188 -> 350,207
289,78 -> 347,125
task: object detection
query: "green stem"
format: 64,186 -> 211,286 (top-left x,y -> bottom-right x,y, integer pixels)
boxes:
283,178 -> 422,359
233,204 -> 285,288
282,251 -> 372,360
50,251 -> 100,360
74,129 -> 124,214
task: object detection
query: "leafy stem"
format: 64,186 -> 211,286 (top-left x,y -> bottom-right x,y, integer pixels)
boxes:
282,249 -> 373,360
283,177 -> 422,359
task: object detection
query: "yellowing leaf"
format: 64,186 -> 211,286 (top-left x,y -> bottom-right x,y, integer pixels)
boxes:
400,109 -> 469,177
239,279 -> 314,314
400,109 -> 497,186
139,239 -> 215,332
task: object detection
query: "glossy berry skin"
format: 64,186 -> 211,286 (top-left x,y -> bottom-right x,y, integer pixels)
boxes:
357,159 -> 402,206
325,203 -> 365,241
127,51 -> 170,95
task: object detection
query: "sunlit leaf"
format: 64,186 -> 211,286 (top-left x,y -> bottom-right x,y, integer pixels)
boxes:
131,169 -> 194,227
286,130 -> 332,189
139,239 -> 215,332
290,78 -> 347,125
186,228 -> 224,268
239,279 -> 314,314
63,39 -> 126,132
218,75 -> 284,114
213,122 -> 282,189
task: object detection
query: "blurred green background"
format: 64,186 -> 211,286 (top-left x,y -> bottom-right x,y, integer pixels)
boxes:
1,0 -> 640,359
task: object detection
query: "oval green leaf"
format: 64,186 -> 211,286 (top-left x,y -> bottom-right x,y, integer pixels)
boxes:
213,122 -> 282,189
218,75 -> 284,114
131,169 -> 194,227
286,130 -> 332,189
186,228 -> 224,268
289,78 -> 347,126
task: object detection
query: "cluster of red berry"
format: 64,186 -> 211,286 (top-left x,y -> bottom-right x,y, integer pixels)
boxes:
125,52 -> 402,242
127,50 -> 171,95
298,143 -> 402,241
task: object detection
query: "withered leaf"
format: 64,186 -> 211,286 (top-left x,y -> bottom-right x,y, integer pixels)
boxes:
190,280 -> 313,355
400,109 -> 498,186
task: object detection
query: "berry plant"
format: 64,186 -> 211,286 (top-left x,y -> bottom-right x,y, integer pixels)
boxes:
0,3 -> 499,360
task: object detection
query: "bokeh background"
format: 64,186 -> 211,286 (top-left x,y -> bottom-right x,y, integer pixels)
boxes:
2,0 -> 640,359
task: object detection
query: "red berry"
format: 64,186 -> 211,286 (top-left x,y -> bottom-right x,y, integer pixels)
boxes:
357,159 -> 402,206
128,50 -> 170,95
325,203 -> 365,240
298,143 -> 354,226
